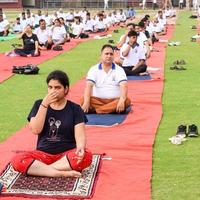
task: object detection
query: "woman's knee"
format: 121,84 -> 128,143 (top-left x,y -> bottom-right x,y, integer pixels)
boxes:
66,148 -> 93,172
11,153 -> 35,174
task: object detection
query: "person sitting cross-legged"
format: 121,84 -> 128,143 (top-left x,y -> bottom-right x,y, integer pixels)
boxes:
11,70 -> 92,178
34,19 -> 53,50
121,30 -> 148,76
81,44 -> 131,114
14,25 -> 40,57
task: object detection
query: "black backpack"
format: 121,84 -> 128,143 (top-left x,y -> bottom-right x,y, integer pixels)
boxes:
12,64 -> 40,75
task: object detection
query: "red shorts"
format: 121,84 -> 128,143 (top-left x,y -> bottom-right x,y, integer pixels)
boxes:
11,148 -> 92,174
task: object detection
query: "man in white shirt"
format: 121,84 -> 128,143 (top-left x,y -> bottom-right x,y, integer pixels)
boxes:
94,13 -> 107,32
12,17 -> 23,33
0,8 -> 6,19
34,19 -> 53,50
26,12 -> 34,27
83,12 -> 94,32
70,16 -> 87,38
43,10 -> 53,27
52,18 -> 67,45
153,0 -> 157,10
20,12 -> 28,30
66,9 -> 74,22
0,14 -> 9,36
179,0 -> 184,9
104,0 -> 109,10
121,30 -> 148,76
81,44 -> 131,114
34,10 -> 43,28
117,23 -> 135,48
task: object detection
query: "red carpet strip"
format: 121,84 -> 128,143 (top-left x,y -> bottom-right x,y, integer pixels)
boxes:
0,25 -> 174,200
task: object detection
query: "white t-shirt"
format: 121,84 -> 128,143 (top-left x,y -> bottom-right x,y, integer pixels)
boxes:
20,18 -> 28,30
121,43 -> 146,67
34,27 -> 52,44
95,20 -> 106,30
152,23 -> 163,33
12,22 -> 23,32
83,19 -> 94,31
57,12 -> 67,20
137,32 -> 148,48
146,22 -> 154,36
87,63 -> 127,99
26,17 -> 34,27
52,26 -> 66,40
66,13 -> 74,21
0,20 -> 9,32
34,15 -> 43,26
72,23 -> 84,35
43,15 -> 53,26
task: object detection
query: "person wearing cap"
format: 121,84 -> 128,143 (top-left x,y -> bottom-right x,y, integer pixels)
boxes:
81,44 -> 131,114
121,30 -> 148,76
11,70 -> 92,178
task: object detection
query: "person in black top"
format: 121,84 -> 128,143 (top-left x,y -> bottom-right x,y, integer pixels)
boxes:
11,70 -> 92,178
14,25 -> 40,57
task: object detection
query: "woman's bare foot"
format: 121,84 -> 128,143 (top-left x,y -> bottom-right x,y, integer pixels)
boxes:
61,170 -> 82,178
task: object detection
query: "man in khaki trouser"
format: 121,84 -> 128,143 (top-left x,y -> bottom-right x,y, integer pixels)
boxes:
81,44 -> 131,114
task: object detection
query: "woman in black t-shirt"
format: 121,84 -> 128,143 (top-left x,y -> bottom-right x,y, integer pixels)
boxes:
11,70 -> 92,178
14,25 -> 40,57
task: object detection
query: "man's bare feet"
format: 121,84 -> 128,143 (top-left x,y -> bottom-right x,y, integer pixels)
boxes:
139,72 -> 149,76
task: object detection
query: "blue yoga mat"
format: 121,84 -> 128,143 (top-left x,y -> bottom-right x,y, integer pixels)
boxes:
127,75 -> 151,81
86,107 -> 131,126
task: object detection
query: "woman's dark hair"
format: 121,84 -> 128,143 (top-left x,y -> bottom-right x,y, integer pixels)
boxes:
46,70 -> 70,88
101,44 -> 114,52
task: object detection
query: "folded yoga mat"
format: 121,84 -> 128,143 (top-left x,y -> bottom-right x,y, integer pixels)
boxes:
127,75 -> 152,81
0,34 -> 17,41
86,107 -> 131,126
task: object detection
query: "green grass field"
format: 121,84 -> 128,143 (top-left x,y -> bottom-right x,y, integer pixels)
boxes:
0,10 -> 200,199
152,11 -> 200,199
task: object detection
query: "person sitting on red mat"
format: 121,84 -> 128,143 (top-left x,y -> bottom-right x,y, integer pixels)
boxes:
11,70 -> 92,178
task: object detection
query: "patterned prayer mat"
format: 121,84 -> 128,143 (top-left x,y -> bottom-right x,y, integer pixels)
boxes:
0,154 -> 101,199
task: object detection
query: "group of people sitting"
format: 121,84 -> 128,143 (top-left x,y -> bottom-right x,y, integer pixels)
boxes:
7,7 -> 175,178
114,9 -> 173,76
0,8 -> 136,57
11,44 -> 131,178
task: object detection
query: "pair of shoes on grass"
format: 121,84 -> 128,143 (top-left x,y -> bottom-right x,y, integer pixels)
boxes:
176,124 -> 198,137
191,34 -> 200,42
168,41 -> 181,46
191,25 -> 197,29
173,59 -> 186,65
169,124 -> 198,145
170,65 -> 186,70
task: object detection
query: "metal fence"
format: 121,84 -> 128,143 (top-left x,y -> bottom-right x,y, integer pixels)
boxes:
39,0 -> 135,9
